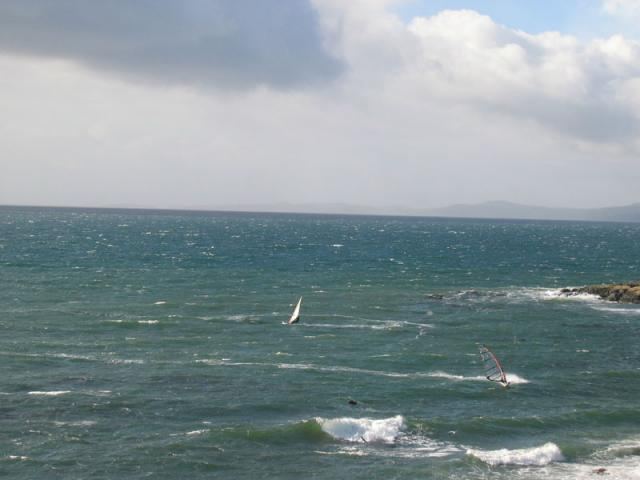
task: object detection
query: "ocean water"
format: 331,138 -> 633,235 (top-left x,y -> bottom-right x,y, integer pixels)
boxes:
1,206 -> 640,479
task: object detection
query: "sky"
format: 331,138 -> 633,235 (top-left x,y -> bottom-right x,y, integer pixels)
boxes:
1,0 -> 640,211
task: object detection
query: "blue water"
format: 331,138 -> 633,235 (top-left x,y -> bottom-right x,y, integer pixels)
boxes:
1,206 -> 640,479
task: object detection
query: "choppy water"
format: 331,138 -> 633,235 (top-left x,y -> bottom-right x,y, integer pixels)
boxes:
1,206 -> 640,479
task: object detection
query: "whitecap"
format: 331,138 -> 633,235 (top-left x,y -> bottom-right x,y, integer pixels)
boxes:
137,320 -> 159,325
467,442 -> 564,466
28,390 -> 71,396
593,306 -> 640,315
316,415 -> 404,443
153,301 -> 167,305
53,420 -> 97,427
109,359 -> 144,365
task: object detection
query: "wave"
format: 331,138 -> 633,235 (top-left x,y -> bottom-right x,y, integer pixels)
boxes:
302,322 -> 404,330
428,371 -> 486,382
195,359 -> 532,384
53,420 -> 97,427
316,415 -> 404,444
507,438 -> 640,480
601,437 -> 640,458
28,390 -> 111,398
0,351 -> 95,361
28,390 -> 71,396
539,289 -> 602,302
432,287 -> 608,305
195,359 -> 433,379
467,442 -> 564,466
109,358 -> 145,365
592,306 -> 640,315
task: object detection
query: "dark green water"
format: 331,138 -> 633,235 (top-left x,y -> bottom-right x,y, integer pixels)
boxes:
1,206 -> 639,479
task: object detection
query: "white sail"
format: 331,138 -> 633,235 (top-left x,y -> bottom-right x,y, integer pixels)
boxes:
287,297 -> 302,325
479,345 -> 509,386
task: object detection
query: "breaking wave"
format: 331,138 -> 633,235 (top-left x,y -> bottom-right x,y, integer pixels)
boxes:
467,442 -> 564,466
316,415 -> 405,443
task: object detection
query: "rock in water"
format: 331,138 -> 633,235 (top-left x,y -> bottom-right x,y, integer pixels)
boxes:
562,282 -> 640,304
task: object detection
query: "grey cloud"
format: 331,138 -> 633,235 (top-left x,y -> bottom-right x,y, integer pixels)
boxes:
0,0 -> 343,89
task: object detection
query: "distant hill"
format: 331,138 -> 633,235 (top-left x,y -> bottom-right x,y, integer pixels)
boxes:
213,200 -> 640,222
3,201 -> 640,223
425,201 -> 640,222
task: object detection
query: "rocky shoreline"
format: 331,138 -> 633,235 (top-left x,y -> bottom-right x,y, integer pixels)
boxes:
561,282 -> 640,304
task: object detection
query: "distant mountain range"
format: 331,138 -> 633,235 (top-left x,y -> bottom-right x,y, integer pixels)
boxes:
424,201 -> 640,222
212,200 -> 640,223
4,201 -> 640,222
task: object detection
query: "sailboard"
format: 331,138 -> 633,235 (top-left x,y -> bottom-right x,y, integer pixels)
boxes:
286,297 -> 302,325
479,344 -> 509,387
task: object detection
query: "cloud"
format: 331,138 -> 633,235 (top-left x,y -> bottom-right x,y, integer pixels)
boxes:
603,0 -> 640,17
2,2 -> 640,211
404,10 -> 640,143
0,0 -> 343,90
317,5 -> 640,146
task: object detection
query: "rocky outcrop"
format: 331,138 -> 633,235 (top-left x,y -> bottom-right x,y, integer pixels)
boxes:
561,282 -> 640,304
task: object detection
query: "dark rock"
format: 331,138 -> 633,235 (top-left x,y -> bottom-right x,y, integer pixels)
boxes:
562,282 -> 640,304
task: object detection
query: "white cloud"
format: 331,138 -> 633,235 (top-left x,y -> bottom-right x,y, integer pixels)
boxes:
603,0 -> 640,17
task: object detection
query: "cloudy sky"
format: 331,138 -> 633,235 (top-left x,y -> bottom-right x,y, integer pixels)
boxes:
1,0 -> 639,211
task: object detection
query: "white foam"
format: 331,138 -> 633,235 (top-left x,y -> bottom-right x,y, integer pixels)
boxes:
541,289 -> 602,302
593,306 -> 640,315
428,371 -> 530,384
53,420 -> 97,427
196,358 -> 460,380
428,371 -> 486,382
304,322 -> 402,330
512,457 -> 640,480
153,301 -> 167,305
602,437 -> 640,458
49,353 -> 94,361
6,455 -> 29,461
186,429 -> 209,436
316,415 -> 404,443
109,358 -> 144,365
28,390 -> 71,396
137,320 -> 159,325
505,373 -> 530,384
467,442 -> 564,466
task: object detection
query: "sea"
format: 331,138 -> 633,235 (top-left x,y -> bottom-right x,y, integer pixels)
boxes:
1,206 -> 639,479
